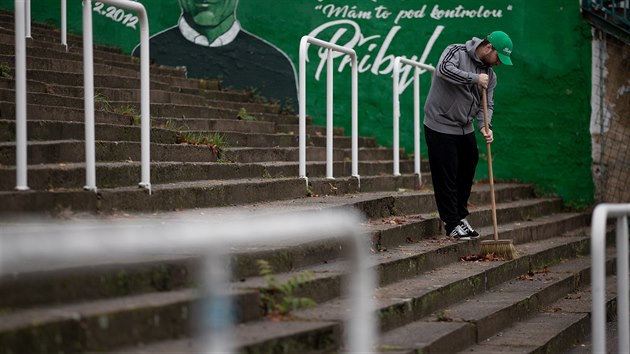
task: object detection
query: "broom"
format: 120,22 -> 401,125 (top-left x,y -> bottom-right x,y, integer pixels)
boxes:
479,88 -> 519,260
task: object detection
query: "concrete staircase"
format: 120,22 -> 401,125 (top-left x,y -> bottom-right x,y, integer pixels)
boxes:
0,9 -> 419,213
0,10 -> 617,354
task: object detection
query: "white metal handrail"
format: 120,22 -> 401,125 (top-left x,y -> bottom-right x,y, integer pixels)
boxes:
14,0 -> 67,191
14,0 -> 28,191
83,0 -> 151,193
24,0 -> 66,48
61,0 -> 67,50
299,36 -> 359,183
0,210 -> 376,354
24,0 -> 30,38
591,203 -> 630,354
392,57 -> 434,186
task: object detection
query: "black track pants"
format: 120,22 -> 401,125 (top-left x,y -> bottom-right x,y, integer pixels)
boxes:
424,125 -> 479,233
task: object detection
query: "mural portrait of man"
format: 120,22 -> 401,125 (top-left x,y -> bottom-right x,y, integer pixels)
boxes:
133,0 -> 298,109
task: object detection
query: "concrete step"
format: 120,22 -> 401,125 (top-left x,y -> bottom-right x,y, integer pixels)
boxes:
0,158 -> 419,191
0,101 -> 132,125
0,140 -> 395,165
0,173 -> 434,213
0,119 -> 368,148
379,248 -> 618,354
0,87 -> 285,119
0,22 -> 194,81
148,102 -> 297,125
7,66 -> 211,93
0,100 -> 321,135
153,116 -> 341,136
0,99 -> 320,136
111,319 -> 341,354
11,68 -> 174,91
374,198 -> 585,251
0,177 -> 307,213
0,53 -> 184,84
0,39 -> 214,87
0,27 -> 142,65
0,77 -> 253,105
0,14 -> 145,58
0,120 -> 179,144
0,36 -> 187,79
0,288 -> 262,353
275,122 -> 345,136
459,270 -> 619,354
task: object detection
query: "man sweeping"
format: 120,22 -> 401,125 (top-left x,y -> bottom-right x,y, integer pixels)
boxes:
423,31 -> 513,240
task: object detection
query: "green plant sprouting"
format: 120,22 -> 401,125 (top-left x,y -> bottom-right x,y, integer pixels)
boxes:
245,86 -> 268,103
279,98 -> 296,115
115,105 -> 141,125
0,64 -> 13,79
256,259 -> 317,317
94,92 -> 113,112
237,107 -> 257,121
93,93 -> 140,125
176,131 -> 228,161
177,132 -> 226,148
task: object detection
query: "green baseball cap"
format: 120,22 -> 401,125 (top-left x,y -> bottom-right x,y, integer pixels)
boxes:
487,31 -> 513,65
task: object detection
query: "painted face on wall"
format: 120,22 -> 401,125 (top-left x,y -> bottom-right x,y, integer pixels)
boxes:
179,0 -> 238,27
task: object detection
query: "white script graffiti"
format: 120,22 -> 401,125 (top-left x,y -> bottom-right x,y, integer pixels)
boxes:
92,1 -> 139,29
306,20 -> 444,93
313,3 -> 506,24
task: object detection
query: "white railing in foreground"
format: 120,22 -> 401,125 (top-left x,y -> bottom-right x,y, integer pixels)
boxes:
591,203 -> 630,354
82,0 -> 151,193
14,0 -> 28,191
392,57 -> 434,186
0,210 -> 376,354
299,36 -> 359,183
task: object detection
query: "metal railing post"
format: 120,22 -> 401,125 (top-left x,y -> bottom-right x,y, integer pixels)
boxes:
350,51 -> 359,182
392,57 -> 401,177
199,249 -> 234,354
14,0 -> 29,191
299,36 -> 359,183
326,48 -> 334,179
392,57 -> 434,186
591,203 -> 630,354
82,0 -> 151,193
346,220 -> 376,353
413,65 -> 420,181
61,0 -> 67,50
298,36 -> 308,185
25,0 -> 31,38
83,0 -> 97,192
617,214 -> 629,353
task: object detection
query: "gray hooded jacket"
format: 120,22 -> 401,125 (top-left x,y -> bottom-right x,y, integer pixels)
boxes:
424,37 -> 496,135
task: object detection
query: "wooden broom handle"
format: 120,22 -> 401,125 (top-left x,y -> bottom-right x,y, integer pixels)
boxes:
482,88 -> 499,241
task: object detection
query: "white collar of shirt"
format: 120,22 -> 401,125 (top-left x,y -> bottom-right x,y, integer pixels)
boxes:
178,17 -> 241,47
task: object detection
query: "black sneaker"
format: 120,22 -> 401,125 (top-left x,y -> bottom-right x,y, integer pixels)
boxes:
460,219 -> 480,238
448,224 -> 472,240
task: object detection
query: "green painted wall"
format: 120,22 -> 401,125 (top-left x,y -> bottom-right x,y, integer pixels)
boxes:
2,0 -> 593,206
